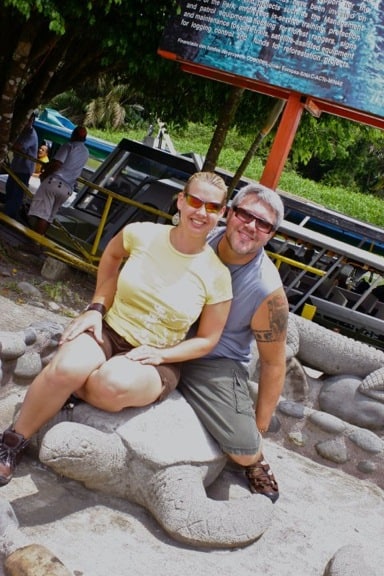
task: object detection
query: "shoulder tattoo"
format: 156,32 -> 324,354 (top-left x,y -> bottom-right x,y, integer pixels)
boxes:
252,293 -> 288,343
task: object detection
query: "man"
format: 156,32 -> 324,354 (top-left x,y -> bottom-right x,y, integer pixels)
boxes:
179,182 -> 289,503
4,112 -> 38,220
28,126 -> 89,235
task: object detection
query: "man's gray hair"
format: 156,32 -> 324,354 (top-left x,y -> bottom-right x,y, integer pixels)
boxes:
231,183 -> 285,230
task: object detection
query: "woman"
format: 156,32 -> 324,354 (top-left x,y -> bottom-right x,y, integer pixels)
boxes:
32,143 -> 50,177
0,171 -> 232,486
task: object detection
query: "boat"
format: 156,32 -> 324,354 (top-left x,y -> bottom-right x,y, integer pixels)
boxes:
55,136 -> 384,348
1,124 -> 383,349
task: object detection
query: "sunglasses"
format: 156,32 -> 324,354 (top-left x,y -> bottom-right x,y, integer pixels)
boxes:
184,192 -> 224,214
232,205 -> 275,234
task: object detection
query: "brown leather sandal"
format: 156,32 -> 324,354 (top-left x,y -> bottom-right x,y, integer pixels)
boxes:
245,454 -> 279,503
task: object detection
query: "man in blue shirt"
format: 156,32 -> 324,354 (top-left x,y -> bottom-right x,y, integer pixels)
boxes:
28,126 -> 89,235
4,112 -> 38,220
180,182 -> 289,503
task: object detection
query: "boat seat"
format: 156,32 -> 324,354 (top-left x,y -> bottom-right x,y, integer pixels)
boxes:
329,288 -> 348,307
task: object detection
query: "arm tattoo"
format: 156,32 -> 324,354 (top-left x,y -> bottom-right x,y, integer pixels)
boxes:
252,294 -> 288,342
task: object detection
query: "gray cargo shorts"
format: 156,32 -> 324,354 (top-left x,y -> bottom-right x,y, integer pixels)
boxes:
179,357 -> 261,455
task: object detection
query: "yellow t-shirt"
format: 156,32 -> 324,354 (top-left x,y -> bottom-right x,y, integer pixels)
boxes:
105,222 -> 232,348
33,155 -> 49,176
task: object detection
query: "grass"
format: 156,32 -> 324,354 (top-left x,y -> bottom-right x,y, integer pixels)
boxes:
90,123 -> 384,229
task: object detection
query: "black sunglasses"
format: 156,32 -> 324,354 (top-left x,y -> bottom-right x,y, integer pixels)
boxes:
232,205 -> 275,234
184,192 -> 223,214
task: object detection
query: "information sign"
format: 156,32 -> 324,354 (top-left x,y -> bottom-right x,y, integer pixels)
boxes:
159,0 -> 384,120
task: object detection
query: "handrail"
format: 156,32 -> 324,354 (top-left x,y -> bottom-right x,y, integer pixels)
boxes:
279,220 -> 384,272
0,211 -> 98,274
267,252 -> 326,277
1,160 -> 173,269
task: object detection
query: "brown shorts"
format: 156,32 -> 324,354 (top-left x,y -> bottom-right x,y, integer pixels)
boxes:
95,321 -> 180,402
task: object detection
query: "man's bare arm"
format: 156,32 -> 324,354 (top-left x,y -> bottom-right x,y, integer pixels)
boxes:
252,290 -> 288,343
251,287 -> 289,432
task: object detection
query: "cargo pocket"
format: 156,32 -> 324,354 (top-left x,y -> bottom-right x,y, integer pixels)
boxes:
232,370 -> 254,416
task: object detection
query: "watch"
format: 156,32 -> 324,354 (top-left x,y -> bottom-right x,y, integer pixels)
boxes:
85,303 -> 106,316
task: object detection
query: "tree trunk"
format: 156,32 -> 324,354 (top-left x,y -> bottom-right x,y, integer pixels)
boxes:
227,99 -> 286,197
0,23 -> 37,162
202,86 -> 245,172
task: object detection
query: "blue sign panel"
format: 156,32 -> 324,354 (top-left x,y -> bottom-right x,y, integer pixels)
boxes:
159,0 -> 384,119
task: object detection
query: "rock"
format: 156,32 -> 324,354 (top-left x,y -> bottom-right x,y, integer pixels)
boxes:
41,257 -> 71,281
17,281 -> 42,299
14,352 -> 42,381
323,544 -> 377,576
271,393 -> 384,487
315,438 -> 349,464
319,376 -> 384,430
4,544 -> 72,576
309,412 -> 347,435
348,429 -> 383,454
278,400 -> 306,419
24,328 -> 37,346
357,460 -> 377,474
0,333 -> 26,361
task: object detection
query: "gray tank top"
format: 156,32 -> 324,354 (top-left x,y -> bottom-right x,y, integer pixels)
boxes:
206,227 -> 283,365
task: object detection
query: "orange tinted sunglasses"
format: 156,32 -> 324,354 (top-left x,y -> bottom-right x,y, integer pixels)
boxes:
184,192 -> 224,214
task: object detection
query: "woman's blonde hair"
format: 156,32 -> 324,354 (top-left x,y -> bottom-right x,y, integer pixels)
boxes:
184,172 -> 228,204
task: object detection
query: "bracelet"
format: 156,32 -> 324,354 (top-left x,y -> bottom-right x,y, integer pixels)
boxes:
85,303 -> 107,316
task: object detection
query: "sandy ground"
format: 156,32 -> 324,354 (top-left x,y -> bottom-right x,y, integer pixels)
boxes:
0,297 -> 383,575
1,442 -> 383,576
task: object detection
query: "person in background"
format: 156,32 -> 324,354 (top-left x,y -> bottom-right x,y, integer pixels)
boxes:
32,143 -> 50,177
3,112 -> 38,220
28,126 -> 89,235
0,171 -> 232,487
179,182 -> 289,503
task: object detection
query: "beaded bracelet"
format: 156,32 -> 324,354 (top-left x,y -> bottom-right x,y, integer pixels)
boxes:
85,303 -> 107,316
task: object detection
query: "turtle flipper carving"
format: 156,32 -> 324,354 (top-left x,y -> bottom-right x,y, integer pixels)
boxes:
144,465 -> 272,547
360,367 -> 384,401
286,313 -> 384,404
39,394 -> 273,548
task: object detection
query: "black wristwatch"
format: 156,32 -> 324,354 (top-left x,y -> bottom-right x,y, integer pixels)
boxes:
85,303 -> 107,316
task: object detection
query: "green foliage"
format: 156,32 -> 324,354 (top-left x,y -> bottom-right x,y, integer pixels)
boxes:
51,77 -> 148,131
47,90 -> 85,124
4,0 -> 64,33
291,114 -> 384,196
277,171 -> 384,228
2,0 -> 383,203
0,0 -> 181,157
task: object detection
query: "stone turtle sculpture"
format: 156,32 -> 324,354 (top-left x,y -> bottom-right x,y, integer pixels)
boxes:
38,393 -> 273,548
286,313 -> 384,403
2,316 -> 383,549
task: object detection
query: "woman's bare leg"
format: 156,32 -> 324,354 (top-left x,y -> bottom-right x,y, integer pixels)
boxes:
80,356 -> 162,411
13,333 -> 106,439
